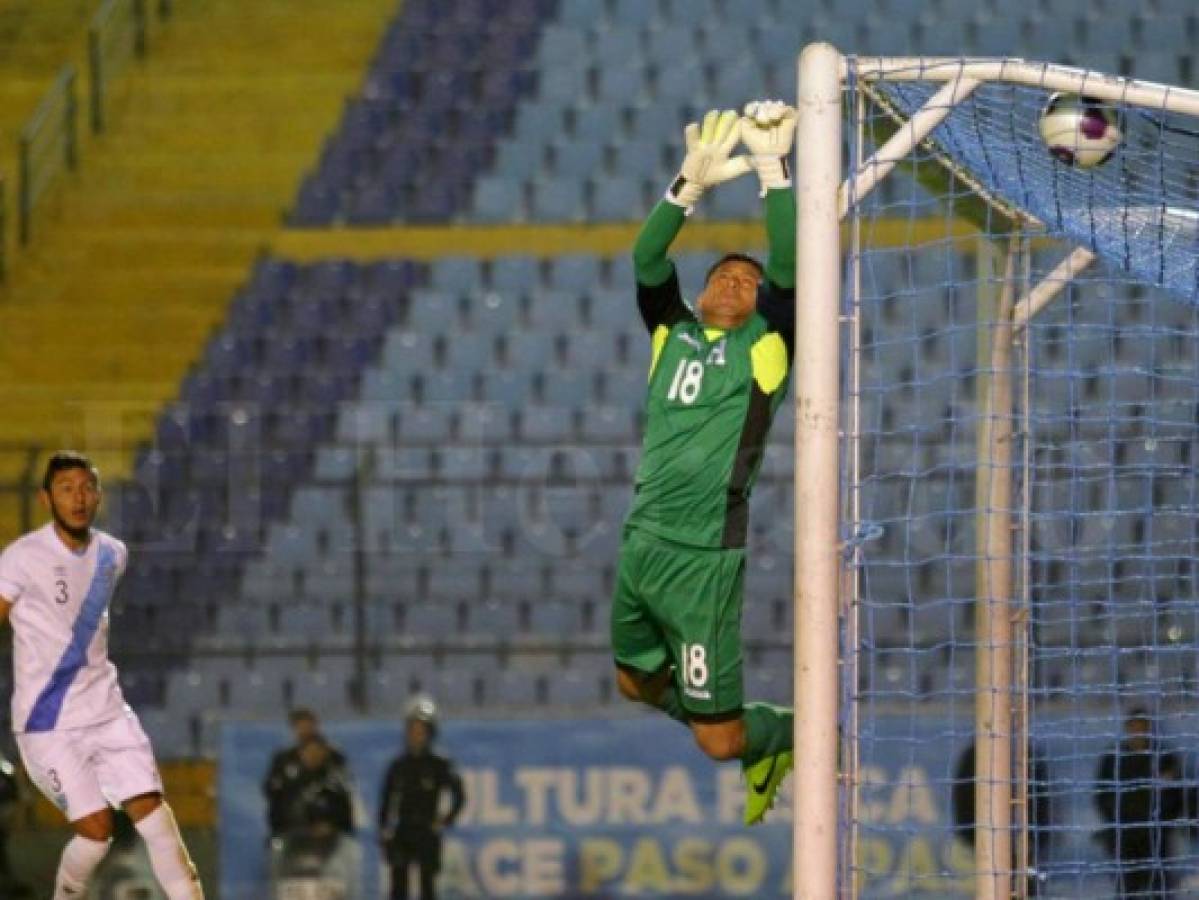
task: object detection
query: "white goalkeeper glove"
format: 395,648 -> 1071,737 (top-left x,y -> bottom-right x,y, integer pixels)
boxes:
741,99 -> 797,196
665,109 -> 752,214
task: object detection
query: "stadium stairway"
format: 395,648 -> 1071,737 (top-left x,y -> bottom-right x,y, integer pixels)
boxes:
0,0 -> 398,543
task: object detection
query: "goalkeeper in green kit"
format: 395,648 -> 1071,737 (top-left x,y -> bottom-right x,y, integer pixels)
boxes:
611,100 -> 797,825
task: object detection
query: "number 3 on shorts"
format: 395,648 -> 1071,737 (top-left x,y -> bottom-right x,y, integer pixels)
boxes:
680,643 -> 708,688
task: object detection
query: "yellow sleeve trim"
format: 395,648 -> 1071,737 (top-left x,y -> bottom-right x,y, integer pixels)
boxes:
751,332 -> 789,394
649,325 -> 671,380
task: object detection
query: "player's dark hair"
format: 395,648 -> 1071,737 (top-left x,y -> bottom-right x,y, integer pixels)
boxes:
41,452 -> 99,492
289,708 -> 317,726
705,252 -> 764,285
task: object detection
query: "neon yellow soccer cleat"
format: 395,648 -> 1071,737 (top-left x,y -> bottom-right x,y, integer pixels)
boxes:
743,749 -> 793,825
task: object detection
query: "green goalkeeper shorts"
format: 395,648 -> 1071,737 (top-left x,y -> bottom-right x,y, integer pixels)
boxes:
610,526 -> 746,717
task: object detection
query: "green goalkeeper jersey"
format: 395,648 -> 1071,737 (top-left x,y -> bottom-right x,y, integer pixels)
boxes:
624,194 -> 797,550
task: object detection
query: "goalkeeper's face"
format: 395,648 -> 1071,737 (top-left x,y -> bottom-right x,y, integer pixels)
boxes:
698,259 -> 761,329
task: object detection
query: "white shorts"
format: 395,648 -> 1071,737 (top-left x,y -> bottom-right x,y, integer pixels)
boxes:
16,707 -> 163,822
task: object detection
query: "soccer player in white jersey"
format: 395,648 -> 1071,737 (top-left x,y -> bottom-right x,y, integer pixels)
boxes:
0,453 -> 203,899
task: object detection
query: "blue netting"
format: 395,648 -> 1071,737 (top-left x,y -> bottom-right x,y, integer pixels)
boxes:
844,61 -> 1199,896
873,65 -> 1199,303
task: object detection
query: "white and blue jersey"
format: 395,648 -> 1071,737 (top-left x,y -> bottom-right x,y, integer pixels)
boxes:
0,523 -> 128,734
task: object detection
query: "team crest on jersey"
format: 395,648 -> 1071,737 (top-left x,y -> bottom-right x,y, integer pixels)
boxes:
706,339 -> 727,367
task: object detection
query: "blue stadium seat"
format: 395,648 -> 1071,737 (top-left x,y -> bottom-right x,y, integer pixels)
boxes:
570,103 -> 623,143
397,406 -> 455,444
380,330 -> 436,372
550,560 -> 607,599
431,258 -> 483,294
291,669 -> 352,715
440,331 -> 495,372
530,176 -> 587,221
587,288 -> 633,328
549,137 -> 607,178
465,290 -> 523,332
478,369 -> 537,407
502,330 -> 558,368
547,669 -> 605,706
590,175 -> 646,221
971,15 -> 1023,54
424,669 -> 479,710
166,669 -> 222,713
606,139 -> 666,184
562,331 -> 614,368
493,138 -> 547,180
538,63 -> 589,103
473,175 -> 525,223
364,557 -> 424,601
595,64 -> 649,103
591,25 -> 642,61
655,60 -> 707,101
557,0 -> 604,27
708,60 -> 761,109
707,175 -> 760,219
437,446 -> 490,480
408,289 -> 461,333
489,558 -> 546,600
420,370 -> 476,404
610,0 -> 654,26
600,368 -> 646,407
302,562 -> 354,600
528,600 -> 581,635
539,368 -> 594,407
266,525 -> 319,566
488,670 -> 543,706
490,256 -> 541,292
549,254 -> 603,290
428,562 -> 485,600
292,487 -> 348,526
540,25 -> 587,65
466,600 -> 523,640
521,405 -> 576,442
407,603 -> 462,639
526,290 -> 585,330
580,405 -> 636,442
138,709 -> 195,759
375,446 -> 437,481
644,27 -> 699,63
278,602 -> 335,639
335,401 -> 394,443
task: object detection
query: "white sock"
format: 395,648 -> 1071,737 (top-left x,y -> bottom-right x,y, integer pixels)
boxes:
54,835 -> 111,899
134,804 -> 204,899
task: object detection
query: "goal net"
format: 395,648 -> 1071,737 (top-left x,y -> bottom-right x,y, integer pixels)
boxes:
793,47 -> 1199,898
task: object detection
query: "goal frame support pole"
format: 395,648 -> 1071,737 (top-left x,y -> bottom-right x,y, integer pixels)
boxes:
794,41 -> 844,900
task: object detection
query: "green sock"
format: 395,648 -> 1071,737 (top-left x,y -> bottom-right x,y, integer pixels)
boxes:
742,702 -> 794,766
654,686 -> 690,726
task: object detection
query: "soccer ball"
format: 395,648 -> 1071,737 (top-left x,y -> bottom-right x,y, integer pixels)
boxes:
1038,92 -> 1122,168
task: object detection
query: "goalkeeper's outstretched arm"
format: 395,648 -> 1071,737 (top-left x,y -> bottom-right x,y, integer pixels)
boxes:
632,108 -> 748,330
743,100 -> 798,355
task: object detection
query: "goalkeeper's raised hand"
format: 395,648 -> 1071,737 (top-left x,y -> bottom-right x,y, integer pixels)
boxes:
665,109 -> 752,214
741,99 -> 797,196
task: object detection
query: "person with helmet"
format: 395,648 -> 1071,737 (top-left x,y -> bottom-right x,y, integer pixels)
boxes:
378,696 -> 464,900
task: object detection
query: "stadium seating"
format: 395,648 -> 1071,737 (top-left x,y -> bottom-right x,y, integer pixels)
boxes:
289,0 -> 1196,226
92,1 -> 1199,761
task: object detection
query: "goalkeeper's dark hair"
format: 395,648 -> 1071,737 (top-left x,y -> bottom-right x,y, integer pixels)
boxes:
705,253 -> 764,284
42,451 -> 99,492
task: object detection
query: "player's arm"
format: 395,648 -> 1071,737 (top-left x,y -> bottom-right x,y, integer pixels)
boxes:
378,762 -> 398,836
743,101 -> 798,360
441,762 -> 465,828
759,186 -> 797,359
634,110 -> 751,331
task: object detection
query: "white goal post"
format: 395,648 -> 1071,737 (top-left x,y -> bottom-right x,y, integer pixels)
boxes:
793,43 -> 1199,900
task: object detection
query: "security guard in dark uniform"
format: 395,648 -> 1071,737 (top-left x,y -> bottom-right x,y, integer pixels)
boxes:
378,696 -> 465,900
